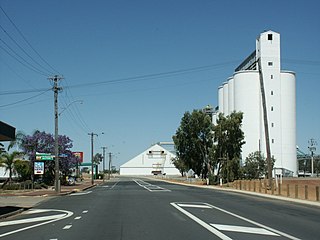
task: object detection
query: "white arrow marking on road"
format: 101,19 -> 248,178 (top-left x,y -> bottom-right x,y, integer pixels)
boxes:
211,224 -> 279,236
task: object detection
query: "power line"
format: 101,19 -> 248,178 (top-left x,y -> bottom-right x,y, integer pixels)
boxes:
0,87 -> 51,96
0,24 -> 54,75
0,61 -> 235,96
0,5 -> 61,75
0,89 -> 51,108
64,61 -> 238,90
0,41 -> 50,76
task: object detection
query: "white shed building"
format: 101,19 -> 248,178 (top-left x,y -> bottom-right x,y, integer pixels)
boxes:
120,143 -> 180,176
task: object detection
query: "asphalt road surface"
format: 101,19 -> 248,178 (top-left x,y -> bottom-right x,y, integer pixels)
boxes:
0,176 -> 319,240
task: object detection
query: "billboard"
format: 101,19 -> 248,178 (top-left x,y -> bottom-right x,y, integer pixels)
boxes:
34,161 -> 44,175
73,152 -> 84,163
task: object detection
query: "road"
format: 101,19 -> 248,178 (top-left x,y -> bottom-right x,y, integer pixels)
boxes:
0,176 -> 319,240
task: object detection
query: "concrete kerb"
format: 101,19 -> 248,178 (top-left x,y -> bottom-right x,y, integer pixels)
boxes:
150,176 -> 320,208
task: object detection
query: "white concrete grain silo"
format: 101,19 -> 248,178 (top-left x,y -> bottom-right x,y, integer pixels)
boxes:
215,30 -> 297,176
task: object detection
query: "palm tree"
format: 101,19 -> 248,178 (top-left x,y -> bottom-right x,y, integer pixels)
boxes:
0,151 -> 23,184
7,131 -> 25,151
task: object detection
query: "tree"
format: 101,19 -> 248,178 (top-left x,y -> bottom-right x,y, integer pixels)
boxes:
212,112 -> 245,182
7,131 -> 26,151
14,159 -> 32,181
172,157 -> 188,176
0,151 -> 23,185
173,110 -> 214,178
242,151 -> 276,179
94,153 -> 102,177
243,151 -> 265,179
21,130 -> 79,185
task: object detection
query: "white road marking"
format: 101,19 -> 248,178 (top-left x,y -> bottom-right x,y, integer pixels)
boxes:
0,214 -> 66,226
0,209 -> 73,238
23,209 -> 50,214
204,203 -> 301,240
171,203 -> 232,240
172,202 -> 301,240
177,204 -> 212,209
82,210 -> 88,214
211,224 -> 279,236
133,179 -> 171,192
63,225 -> 72,230
70,191 -> 92,196
74,216 -> 81,220
110,181 -> 119,189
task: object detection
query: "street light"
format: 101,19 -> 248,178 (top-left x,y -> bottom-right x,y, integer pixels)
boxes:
59,100 -> 83,116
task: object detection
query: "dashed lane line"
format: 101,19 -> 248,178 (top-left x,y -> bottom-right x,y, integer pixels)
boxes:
63,225 -> 72,230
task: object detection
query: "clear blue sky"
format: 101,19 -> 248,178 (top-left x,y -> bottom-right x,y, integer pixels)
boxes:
1,0 -> 319,168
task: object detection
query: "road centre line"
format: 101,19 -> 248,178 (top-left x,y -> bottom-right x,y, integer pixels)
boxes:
211,224 -> 279,236
63,225 -> 72,230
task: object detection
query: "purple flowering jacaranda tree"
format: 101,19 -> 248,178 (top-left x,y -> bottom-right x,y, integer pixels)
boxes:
21,130 -> 80,185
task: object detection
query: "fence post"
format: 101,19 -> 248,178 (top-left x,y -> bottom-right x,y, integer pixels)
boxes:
316,186 -> 319,201
254,181 -> 256,192
305,185 -> 308,200
259,180 -> 262,193
264,179 -> 267,194
278,183 -> 281,196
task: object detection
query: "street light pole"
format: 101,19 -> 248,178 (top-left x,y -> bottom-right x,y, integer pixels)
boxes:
108,152 -> 112,180
88,133 -> 97,185
101,146 -> 107,173
88,132 -> 104,185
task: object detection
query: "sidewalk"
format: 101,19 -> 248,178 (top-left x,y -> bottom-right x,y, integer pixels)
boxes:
0,179 -> 103,217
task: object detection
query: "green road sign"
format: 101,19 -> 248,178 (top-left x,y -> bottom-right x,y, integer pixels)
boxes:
36,153 -> 54,161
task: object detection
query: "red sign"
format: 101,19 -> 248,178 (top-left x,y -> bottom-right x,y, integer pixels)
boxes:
73,152 -> 84,163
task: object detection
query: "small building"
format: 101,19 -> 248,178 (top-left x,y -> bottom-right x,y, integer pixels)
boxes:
120,143 -> 180,176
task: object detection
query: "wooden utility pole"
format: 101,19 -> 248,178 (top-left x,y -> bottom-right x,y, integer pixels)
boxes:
88,132 -> 98,185
50,75 -> 63,193
258,58 -> 273,188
